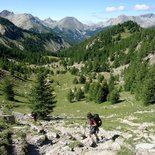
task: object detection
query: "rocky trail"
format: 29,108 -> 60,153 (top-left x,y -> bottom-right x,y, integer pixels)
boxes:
2,112 -> 155,155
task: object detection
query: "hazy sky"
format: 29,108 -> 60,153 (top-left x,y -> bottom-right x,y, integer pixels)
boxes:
0,0 -> 155,24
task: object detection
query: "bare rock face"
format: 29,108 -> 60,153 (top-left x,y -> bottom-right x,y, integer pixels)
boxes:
44,39 -> 70,52
0,25 -> 6,35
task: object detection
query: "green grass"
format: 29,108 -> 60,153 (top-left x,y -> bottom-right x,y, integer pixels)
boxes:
1,66 -> 155,134
117,146 -> 134,155
121,32 -> 132,39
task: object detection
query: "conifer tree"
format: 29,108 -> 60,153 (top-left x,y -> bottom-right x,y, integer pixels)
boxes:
108,88 -> 120,104
3,78 -> 14,101
73,77 -> 78,84
67,89 -> 74,103
143,78 -> 155,105
76,88 -> 85,101
79,74 -> 86,84
30,74 -> 56,119
98,74 -> 104,83
84,82 -> 90,93
108,74 -> 115,91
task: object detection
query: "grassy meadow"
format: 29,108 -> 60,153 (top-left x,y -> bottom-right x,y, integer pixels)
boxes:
1,63 -> 155,132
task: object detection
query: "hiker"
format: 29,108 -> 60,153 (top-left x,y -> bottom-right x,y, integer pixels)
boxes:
87,112 -> 100,147
31,112 -> 37,122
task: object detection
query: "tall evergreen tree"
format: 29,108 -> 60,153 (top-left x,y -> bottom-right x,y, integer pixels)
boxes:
30,74 -> 56,119
73,77 -> 78,84
108,88 -> 120,104
79,74 -> 86,84
76,88 -> 85,101
108,74 -> 115,91
3,78 -> 14,101
67,89 -> 74,103
88,81 -> 109,103
143,78 -> 155,105
84,82 -> 90,93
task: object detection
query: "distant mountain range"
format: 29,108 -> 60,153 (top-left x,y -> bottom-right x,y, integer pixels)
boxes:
0,16 -> 70,52
95,14 -> 155,28
1,10 -> 155,44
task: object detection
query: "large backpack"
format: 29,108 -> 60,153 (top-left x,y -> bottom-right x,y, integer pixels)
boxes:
93,114 -> 102,127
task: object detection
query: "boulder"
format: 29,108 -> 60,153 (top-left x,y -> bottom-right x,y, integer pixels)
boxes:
26,134 -> 46,146
135,143 -> 155,155
46,132 -> 60,140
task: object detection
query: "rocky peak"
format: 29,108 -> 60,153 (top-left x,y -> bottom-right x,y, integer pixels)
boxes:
44,17 -> 56,23
140,13 -> 155,18
43,18 -> 56,27
0,10 -> 14,17
57,17 -> 86,30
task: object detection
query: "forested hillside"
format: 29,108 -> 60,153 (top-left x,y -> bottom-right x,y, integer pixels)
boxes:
61,21 -> 155,105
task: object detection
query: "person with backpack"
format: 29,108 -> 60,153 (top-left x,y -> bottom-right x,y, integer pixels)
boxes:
87,112 -> 102,147
31,111 -> 38,122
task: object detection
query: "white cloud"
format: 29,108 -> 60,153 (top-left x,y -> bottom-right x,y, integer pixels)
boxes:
118,6 -> 125,11
134,4 -> 150,11
105,6 -> 125,12
106,7 -> 117,12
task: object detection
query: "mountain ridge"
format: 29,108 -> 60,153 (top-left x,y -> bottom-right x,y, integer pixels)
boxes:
0,16 -> 70,53
1,10 -> 155,44
97,13 -> 155,28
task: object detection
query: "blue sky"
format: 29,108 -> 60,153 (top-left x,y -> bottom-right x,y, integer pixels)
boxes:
0,0 -> 155,24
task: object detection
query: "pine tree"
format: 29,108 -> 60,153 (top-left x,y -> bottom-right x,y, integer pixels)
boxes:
76,88 -> 85,101
108,88 -> 120,104
98,74 -> 104,83
67,89 -> 74,103
108,74 -> 115,91
84,82 -> 90,93
143,78 -> 155,105
95,86 -> 104,103
30,74 -> 56,119
73,77 -> 78,84
3,78 -> 14,101
79,74 -> 86,84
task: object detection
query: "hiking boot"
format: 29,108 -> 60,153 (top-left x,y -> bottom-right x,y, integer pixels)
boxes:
96,137 -> 100,143
90,142 -> 97,147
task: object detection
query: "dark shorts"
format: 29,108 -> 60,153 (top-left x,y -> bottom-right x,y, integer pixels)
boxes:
90,126 -> 98,134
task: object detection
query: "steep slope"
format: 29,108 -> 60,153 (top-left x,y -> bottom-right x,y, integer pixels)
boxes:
0,16 -> 70,53
0,16 -> 23,40
0,10 -> 50,33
